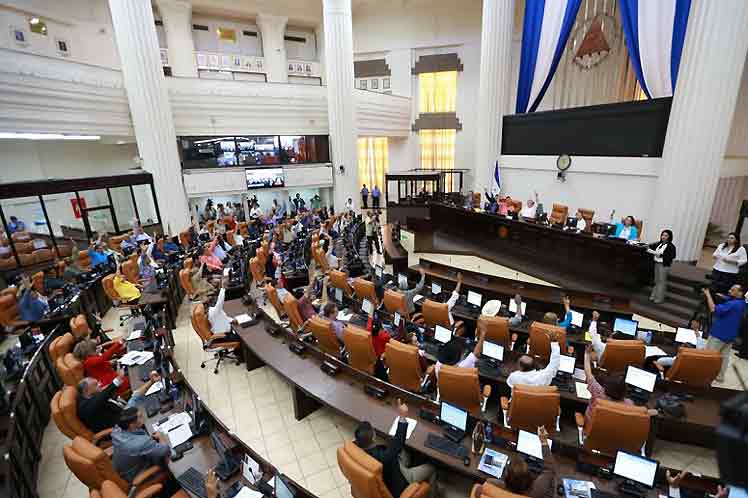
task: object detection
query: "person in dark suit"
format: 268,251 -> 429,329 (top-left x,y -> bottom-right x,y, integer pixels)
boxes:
354,399 -> 436,497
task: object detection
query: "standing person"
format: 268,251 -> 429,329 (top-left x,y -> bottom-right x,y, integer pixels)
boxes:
703,285 -> 746,382
345,197 -> 354,213
310,194 -> 322,211
372,214 -> 383,255
372,185 -> 381,209
647,230 -> 676,304
614,216 -> 639,241
361,184 -> 369,209
710,232 -> 747,294
365,212 -> 381,256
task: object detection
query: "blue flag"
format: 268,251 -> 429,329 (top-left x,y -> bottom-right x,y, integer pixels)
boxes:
493,160 -> 501,192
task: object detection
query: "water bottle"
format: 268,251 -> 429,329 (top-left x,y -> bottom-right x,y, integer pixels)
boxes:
169,383 -> 179,402
484,421 -> 493,444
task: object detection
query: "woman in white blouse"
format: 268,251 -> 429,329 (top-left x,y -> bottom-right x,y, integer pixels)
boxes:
711,232 -> 747,293
647,229 -> 676,304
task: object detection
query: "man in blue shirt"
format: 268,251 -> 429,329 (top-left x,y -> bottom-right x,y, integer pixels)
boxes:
88,243 -> 109,268
17,276 -> 49,322
7,216 -> 25,233
703,285 -> 746,382
112,403 -> 170,483
371,185 -> 381,209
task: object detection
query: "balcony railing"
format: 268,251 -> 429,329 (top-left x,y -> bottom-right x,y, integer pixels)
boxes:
194,51 -> 266,74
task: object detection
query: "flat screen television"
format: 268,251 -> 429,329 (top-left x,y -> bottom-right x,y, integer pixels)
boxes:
245,167 -> 285,189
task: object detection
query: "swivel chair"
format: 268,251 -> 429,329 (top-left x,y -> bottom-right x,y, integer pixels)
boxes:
190,303 -> 242,374
437,365 -> 491,415
574,400 -> 650,456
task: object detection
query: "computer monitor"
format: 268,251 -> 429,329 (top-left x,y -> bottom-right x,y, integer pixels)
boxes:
362,299 -> 373,316
625,366 -> 657,393
375,266 -> 383,279
482,341 -> 504,362
440,401 -> 468,432
516,429 -> 545,460
509,300 -> 527,315
613,451 -> 659,488
569,310 -> 584,328
565,217 -> 578,229
613,318 -> 638,337
434,325 -> 452,344
335,288 -> 343,304
397,273 -> 408,289
467,290 -> 482,307
558,354 -> 575,374
393,312 -> 401,327
275,473 -> 296,498
675,327 -> 698,346
431,282 -> 442,295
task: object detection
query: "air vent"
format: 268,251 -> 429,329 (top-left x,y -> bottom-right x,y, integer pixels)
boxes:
243,30 -> 258,37
192,24 -> 209,31
284,35 -> 306,43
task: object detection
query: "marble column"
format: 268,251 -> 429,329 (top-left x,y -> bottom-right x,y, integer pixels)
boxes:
315,23 -> 326,86
323,0 -> 358,210
256,14 -> 289,83
649,0 -> 748,261
155,0 -> 197,78
474,0 -> 516,192
108,0 -> 191,234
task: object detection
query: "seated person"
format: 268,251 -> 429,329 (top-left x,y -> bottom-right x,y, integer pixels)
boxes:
208,279 -> 238,336
320,302 -> 344,342
322,238 -> 339,270
582,344 -> 632,424
17,275 -> 49,322
113,266 -> 141,303
615,216 -> 639,241
569,209 -> 587,231
188,261 -> 218,301
112,405 -> 170,484
131,225 -> 152,244
477,426 -> 555,498
138,244 -> 158,282
520,191 -> 540,220
484,192 -> 499,214
655,317 -> 706,369
212,235 -> 230,262
370,315 -> 391,358
73,338 -> 129,396
398,268 -> 426,316
543,296 -> 572,330
8,215 -> 25,233
506,330 -> 560,390
43,267 -> 66,294
89,243 -> 110,268
77,370 -> 160,434
429,326 -> 486,379
296,271 -> 319,321
354,399 -> 437,497
504,196 -> 517,215
200,241 -> 223,271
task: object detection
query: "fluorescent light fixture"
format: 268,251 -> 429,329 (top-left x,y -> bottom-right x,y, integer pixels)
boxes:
0,133 -> 101,141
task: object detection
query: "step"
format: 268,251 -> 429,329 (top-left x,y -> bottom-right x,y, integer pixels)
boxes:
670,270 -> 709,287
666,280 -> 703,298
640,285 -> 701,308
631,295 -> 694,322
629,301 -> 692,328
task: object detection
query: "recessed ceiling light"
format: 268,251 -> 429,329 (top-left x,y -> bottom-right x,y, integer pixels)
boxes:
0,132 -> 101,140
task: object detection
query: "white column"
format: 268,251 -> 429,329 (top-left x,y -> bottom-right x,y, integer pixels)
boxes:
155,0 -> 197,78
315,23 -> 326,86
474,0 -> 516,192
256,14 -> 289,83
108,0 -> 191,234
323,0 -> 358,210
649,0 -> 748,261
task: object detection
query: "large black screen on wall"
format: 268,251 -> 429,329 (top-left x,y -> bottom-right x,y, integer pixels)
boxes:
501,97 -> 672,157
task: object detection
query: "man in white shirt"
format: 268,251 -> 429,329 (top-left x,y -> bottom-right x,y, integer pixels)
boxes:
444,273 -> 462,325
208,280 -> 236,334
520,191 -> 540,219
431,325 -> 486,378
250,204 -> 262,219
324,239 -> 339,269
588,311 -> 605,358
506,330 -> 561,389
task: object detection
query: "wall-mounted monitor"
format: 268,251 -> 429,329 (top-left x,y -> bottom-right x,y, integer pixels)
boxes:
245,167 -> 285,189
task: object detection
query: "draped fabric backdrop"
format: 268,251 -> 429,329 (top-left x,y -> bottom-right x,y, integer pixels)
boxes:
619,0 -> 692,98
420,130 -> 456,190
357,137 -> 388,192
516,0 -> 583,113
418,72 -> 457,113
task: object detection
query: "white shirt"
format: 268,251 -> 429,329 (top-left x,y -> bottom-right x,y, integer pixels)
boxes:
712,244 -> 747,274
520,204 -> 537,219
250,206 -> 262,219
618,226 -> 632,240
506,342 -> 560,389
345,200 -> 354,212
588,321 -> 606,358
213,243 -> 227,261
208,288 -> 232,333
326,245 -> 339,269
434,352 -> 477,378
575,218 -> 586,231
446,290 -> 459,325
651,242 -> 668,263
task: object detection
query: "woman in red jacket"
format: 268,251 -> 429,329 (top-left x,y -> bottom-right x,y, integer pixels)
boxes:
73,338 -> 129,395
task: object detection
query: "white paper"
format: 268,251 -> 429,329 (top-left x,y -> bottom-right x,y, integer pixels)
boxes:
154,412 -> 192,433
235,487 -> 264,498
336,311 -> 353,322
575,382 -> 592,400
414,294 -> 424,303
118,351 -> 145,366
645,346 -> 667,358
135,351 -> 154,365
145,381 -> 164,397
389,417 -> 417,440
167,423 -> 193,448
516,430 -> 552,459
223,268 -> 230,277
573,368 -> 587,382
235,314 -> 252,324
127,330 -> 142,341
478,448 -> 509,478
675,328 -> 698,346
243,455 -> 262,484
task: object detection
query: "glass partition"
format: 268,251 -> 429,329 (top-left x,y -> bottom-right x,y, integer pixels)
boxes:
109,186 -> 137,232
132,184 -> 159,227
0,197 -> 53,269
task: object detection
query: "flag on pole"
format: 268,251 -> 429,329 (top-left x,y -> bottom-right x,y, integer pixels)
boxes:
493,160 -> 501,194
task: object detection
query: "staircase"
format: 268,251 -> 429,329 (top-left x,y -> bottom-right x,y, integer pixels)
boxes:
630,263 -> 709,327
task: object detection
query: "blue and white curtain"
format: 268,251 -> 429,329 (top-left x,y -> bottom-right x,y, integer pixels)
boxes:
516,0 -> 582,113
619,0 -> 692,99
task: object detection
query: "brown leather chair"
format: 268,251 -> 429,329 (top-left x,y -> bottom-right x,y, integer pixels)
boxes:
528,322 -> 567,361
14,241 -> 33,254
574,400 -> 650,456
338,441 -> 430,498
101,275 -> 121,304
309,315 -> 341,356
471,192 -> 481,208
549,204 -> 569,226
190,303 -> 241,373
109,235 -> 129,253
477,315 -> 511,349
33,248 -> 54,263
470,481 -> 526,498
382,289 -> 409,319
179,268 -> 195,299
206,220 -> 216,233
577,209 -> 595,232
50,332 -> 75,363
352,278 -> 378,306
32,271 -> 45,293
283,293 -> 305,332
313,244 -> 330,273
57,243 -> 73,258
635,219 -> 643,239
51,386 -> 113,446
500,385 -> 560,435
93,479 -> 182,498
416,299 -> 464,336
70,314 -> 91,340
342,325 -> 377,375
249,257 -> 270,288
664,348 -> 723,387
0,292 -> 26,331
330,270 -> 354,298
12,231 -> 32,242
56,352 -> 84,386
225,230 -> 236,246
63,436 -> 167,492
507,199 -> 522,213
183,258 -> 193,270
79,249 -> 92,270
179,230 -> 191,248
598,340 -> 645,374
438,365 -> 491,415
237,222 -> 248,237
0,257 -> 17,270
384,341 -> 424,392
266,283 -> 286,319
122,259 -> 139,284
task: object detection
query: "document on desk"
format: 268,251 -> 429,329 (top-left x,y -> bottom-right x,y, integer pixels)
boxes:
478,448 -> 509,478
389,417 -> 417,440
154,412 -> 192,433
337,311 -> 353,322
145,381 -> 164,397
243,455 -> 262,484
118,350 -> 154,366
127,330 -> 142,341
413,294 -> 424,303
235,487 -> 264,498
562,478 -> 596,498
235,314 -> 252,325
645,346 -> 667,358
166,423 -> 193,448
573,368 -> 586,382
575,382 -> 592,400
584,331 -> 592,342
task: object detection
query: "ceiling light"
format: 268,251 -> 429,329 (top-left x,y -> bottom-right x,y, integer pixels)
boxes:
0,132 -> 101,140
29,17 -> 40,24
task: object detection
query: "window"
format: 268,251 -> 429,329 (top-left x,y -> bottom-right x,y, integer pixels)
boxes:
217,27 -> 236,42
357,137 -> 388,192
418,71 -> 457,113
